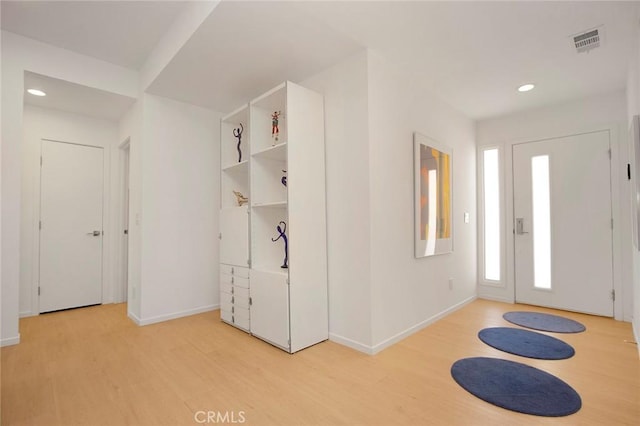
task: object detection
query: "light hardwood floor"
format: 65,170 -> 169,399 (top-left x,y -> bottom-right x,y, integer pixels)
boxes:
1,299 -> 638,425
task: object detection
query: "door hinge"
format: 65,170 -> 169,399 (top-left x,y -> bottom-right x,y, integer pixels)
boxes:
38,286 -> 41,296
39,220 -> 42,230
608,148 -> 611,159
628,164 -> 632,180
218,232 -> 222,240
610,289 -> 615,301
40,156 -> 43,167
247,259 -> 251,267
611,218 -> 614,229
249,297 -> 252,306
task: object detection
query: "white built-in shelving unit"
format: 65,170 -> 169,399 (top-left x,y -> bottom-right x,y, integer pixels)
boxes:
219,81 -> 328,353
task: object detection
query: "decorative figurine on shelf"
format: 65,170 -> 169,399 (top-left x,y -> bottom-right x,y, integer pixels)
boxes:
233,190 -> 248,206
271,221 -> 288,269
271,111 -> 281,145
233,123 -> 244,163
281,170 -> 287,187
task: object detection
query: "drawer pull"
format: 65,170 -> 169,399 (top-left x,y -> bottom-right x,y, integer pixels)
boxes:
231,276 -> 234,284
232,315 -> 235,323
231,267 -> 234,274
232,306 -> 234,314
232,296 -> 235,304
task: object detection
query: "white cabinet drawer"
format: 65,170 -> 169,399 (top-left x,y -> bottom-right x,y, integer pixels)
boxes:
233,307 -> 250,330
220,307 -> 250,332
233,286 -> 249,307
220,309 -> 233,323
221,294 -> 233,312
221,273 -> 249,289
221,290 -> 249,309
220,264 -> 250,279
220,281 -> 233,295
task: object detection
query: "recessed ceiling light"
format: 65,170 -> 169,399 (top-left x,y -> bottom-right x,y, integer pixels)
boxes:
27,89 -> 46,97
517,83 -> 535,92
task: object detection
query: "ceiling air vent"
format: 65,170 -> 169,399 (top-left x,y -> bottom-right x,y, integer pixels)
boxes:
572,27 -> 602,53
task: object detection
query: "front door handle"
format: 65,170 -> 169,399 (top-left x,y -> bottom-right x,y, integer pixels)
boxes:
87,230 -> 101,236
515,218 -> 529,235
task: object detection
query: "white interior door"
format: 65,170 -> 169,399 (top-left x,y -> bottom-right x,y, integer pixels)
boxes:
39,140 -> 104,313
513,131 -> 614,316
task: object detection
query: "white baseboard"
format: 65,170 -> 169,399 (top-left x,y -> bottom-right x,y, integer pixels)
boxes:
329,333 -> 374,355
134,304 -> 219,326
370,295 -> 477,355
330,296 -> 477,355
477,293 -> 514,304
127,311 -> 143,325
1,334 -> 21,347
634,317 -> 640,358
19,310 -> 35,318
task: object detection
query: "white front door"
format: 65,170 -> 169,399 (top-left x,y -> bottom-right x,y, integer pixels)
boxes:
39,140 -> 104,313
513,131 -> 614,316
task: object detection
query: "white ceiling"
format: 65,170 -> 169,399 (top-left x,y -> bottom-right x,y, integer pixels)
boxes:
3,1 -> 639,121
146,0 -> 364,113
23,72 -> 136,121
1,0 -> 188,69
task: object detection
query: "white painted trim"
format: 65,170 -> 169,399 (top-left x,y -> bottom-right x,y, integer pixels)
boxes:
477,293 -> 514,304
115,138 -> 130,304
1,334 -> 21,347
34,137 -> 113,313
369,296 -> 477,355
633,318 -> 640,358
127,310 -> 142,326
330,296 -> 477,355
19,310 -> 35,318
501,124 -> 626,319
135,304 -> 218,326
328,333 -> 374,355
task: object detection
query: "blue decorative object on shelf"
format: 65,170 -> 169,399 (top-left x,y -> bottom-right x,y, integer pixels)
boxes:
271,221 -> 288,269
281,170 -> 287,187
233,123 -> 244,163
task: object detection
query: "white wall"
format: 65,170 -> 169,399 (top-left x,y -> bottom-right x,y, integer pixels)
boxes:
20,105 -> 119,316
1,31 -> 138,345
476,91 -> 631,321
367,52 -> 477,350
302,51 -> 374,350
118,101 -> 142,320
134,94 -> 221,325
303,50 -> 477,354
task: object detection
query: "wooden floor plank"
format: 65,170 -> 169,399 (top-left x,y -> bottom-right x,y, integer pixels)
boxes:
1,300 -> 638,425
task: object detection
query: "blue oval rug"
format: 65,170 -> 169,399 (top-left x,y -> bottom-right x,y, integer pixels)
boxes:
478,327 -> 575,360
503,311 -> 586,333
451,357 -> 581,417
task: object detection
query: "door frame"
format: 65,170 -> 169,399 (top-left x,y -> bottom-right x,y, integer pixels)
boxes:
32,138 -> 111,315
508,127 -> 623,319
115,138 -> 130,303
511,131 -> 614,315
477,123 -> 628,321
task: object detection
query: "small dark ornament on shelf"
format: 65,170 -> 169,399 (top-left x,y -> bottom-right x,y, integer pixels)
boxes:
271,111 -> 281,145
271,221 -> 288,269
281,170 -> 287,187
233,123 -> 244,162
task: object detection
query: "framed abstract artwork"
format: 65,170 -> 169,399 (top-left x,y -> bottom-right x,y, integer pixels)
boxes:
414,132 -> 453,258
